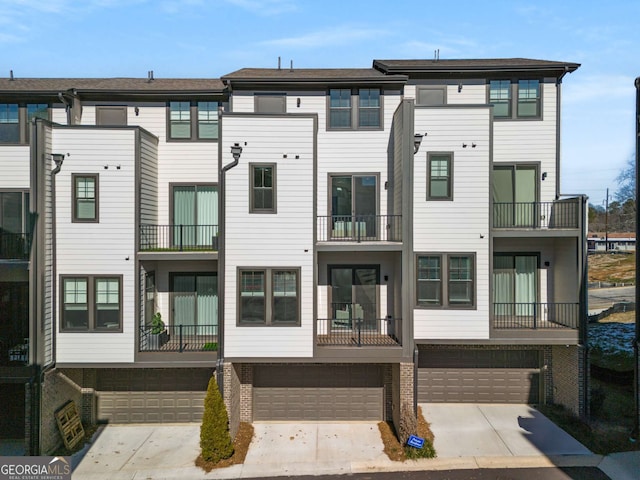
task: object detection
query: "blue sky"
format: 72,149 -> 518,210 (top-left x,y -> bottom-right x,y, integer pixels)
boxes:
1,0 -> 638,206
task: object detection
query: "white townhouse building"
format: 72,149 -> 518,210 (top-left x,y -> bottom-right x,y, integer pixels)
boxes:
0,57 -> 587,454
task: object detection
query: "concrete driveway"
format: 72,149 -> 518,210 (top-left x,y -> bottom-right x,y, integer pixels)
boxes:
421,403 -> 591,458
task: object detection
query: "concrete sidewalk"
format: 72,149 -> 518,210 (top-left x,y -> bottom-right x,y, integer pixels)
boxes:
70,418 -> 638,479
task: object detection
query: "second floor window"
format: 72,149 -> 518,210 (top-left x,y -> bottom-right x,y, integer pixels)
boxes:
0,104 -> 19,143
250,164 -> 276,213
168,101 -> 219,141
427,153 -> 453,200
358,89 -> 381,127
489,79 -> 541,119
328,89 -> 382,129
61,276 -> 122,331
489,80 -> 511,118
517,80 -> 540,117
329,89 -> 352,128
73,174 -> 98,222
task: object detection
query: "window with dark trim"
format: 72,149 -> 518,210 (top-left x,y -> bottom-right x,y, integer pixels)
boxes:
96,106 -> 128,126
239,268 -> 300,326
416,87 -> 446,106
416,253 -> 475,308
489,79 -> 541,119
0,103 -> 49,144
328,88 -> 382,130
72,174 -> 98,223
168,101 -> 219,141
255,94 -> 286,114
249,163 -> 276,213
427,153 -> 453,200
61,275 -> 122,331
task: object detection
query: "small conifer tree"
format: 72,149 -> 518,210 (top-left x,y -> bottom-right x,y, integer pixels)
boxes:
200,376 -> 234,462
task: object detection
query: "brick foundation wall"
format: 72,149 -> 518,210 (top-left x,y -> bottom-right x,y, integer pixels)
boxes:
384,364 -> 393,421
391,362 -> 416,444
40,369 -> 83,454
550,345 -> 583,416
223,363 -> 240,438
239,364 -> 253,422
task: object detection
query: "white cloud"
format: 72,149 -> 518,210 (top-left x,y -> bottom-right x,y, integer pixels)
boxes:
261,25 -> 388,48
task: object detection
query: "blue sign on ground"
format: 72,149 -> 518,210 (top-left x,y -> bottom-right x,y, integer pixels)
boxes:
407,435 -> 425,449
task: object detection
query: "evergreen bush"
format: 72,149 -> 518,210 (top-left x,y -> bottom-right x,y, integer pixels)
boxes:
200,376 -> 234,462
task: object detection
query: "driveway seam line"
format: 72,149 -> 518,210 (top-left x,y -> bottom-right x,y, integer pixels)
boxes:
478,405 -> 515,456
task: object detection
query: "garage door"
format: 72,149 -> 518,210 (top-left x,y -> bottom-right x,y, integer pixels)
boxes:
96,368 -> 212,423
417,349 -> 541,404
253,365 -> 383,421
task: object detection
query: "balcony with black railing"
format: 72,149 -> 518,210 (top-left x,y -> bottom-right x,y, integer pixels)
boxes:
493,199 -> 580,230
493,302 -> 580,330
316,303 -> 401,346
139,324 -> 218,353
139,225 -> 219,252
317,215 -> 402,242
0,232 -> 30,260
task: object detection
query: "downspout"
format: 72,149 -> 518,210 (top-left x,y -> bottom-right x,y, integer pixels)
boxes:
216,140 -> 241,397
57,92 -> 71,125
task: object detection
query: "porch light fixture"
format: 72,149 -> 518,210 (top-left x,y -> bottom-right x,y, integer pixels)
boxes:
542,172 -> 548,180
50,153 -> 68,175
414,133 -> 425,154
230,142 -> 243,161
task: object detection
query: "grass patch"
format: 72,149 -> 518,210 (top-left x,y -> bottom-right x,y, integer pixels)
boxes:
378,406 -> 436,461
202,342 -> 218,351
591,348 -> 635,371
196,422 -> 254,472
588,252 -> 635,284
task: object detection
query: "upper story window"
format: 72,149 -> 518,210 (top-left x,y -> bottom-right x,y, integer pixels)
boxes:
61,275 -> 122,331
0,190 -> 30,234
328,88 -> 382,130
427,153 -> 453,200
416,87 -> 446,106
168,101 -> 219,141
72,174 -> 98,223
416,253 -> 475,308
250,163 -> 276,214
0,104 -> 20,143
489,79 -> 541,119
239,268 -> 300,326
0,103 -> 49,144
255,94 -> 286,114
96,106 -> 127,126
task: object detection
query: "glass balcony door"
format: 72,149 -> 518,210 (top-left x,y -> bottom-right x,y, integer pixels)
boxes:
172,185 -> 218,248
493,166 -> 537,227
329,265 -> 378,331
330,175 -> 377,239
493,255 -> 538,317
171,273 -> 218,335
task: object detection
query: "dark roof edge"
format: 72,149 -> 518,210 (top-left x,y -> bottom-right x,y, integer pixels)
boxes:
221,76 -> 408,85
372,60 -> 581,75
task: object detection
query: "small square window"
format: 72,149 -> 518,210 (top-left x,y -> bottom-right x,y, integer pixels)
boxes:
255,95 -> 286,114
416,87 -> 446,106
73,174 -> 98,222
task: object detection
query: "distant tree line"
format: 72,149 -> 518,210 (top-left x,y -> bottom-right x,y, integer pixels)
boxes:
589,155 -> 636,233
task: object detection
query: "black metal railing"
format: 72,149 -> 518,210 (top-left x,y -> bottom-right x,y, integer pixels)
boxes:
139,324 -> 218,352
493,303 -> 579,329
139,225 -> 219,251
493,200 -> 580,229
317,215 -> 402,242
0,232 -> 30,260
0,337 -> 29,366
316,309 -> 401,347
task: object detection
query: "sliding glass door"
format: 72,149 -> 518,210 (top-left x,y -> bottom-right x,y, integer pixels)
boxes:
172,185 -> 218,247
493,255 -> 537,316
493,165 -> 537,227
329,265 -> 378,330
171,273 -> 218,335
330,175 -> 377,239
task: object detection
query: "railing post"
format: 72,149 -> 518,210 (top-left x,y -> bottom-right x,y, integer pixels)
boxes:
533,303 -> 538,329
357,317 -> 362,346
179,325 -> 183,352
179,224 -> 184,251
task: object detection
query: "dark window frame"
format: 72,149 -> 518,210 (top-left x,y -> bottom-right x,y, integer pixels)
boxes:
60,275 -> 123,332
166,101 -> 220,142
427,152 -> 453,201
249,163 -> 277,214
238,267 -> 301,326
72,173 -> 99,223
0,189 -> 30,234
254,93 -> 287,114
327,88 -> 383,130
416,86 -> 447,106
488,79 -> 543,120
0,103 -> 50,144
415,253 -> 476,309
96,106 -> 128,126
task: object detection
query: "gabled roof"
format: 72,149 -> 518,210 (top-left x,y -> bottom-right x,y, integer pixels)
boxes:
373,58 -> 580,77
0,78 -> 225,97
222,68 -> 407,85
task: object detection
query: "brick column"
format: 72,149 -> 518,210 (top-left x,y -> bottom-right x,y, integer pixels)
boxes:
239,364 -> 253,422
223,363 -> 240,438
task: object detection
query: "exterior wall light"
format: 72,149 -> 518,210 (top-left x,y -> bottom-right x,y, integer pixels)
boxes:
414,133 -> 426,154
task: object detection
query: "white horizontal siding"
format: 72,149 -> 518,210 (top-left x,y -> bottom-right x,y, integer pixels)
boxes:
222,115 -> 315,358
52,127 -> 138,363
139,132 -> 158,226
0,146 -> 30,188
413,107 -> 491,340
493,82 -> 558,202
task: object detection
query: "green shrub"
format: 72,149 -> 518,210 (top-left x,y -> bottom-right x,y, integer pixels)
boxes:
151,312 -> 165,334
403,439 -> 436,459
200,376 -> 234,462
